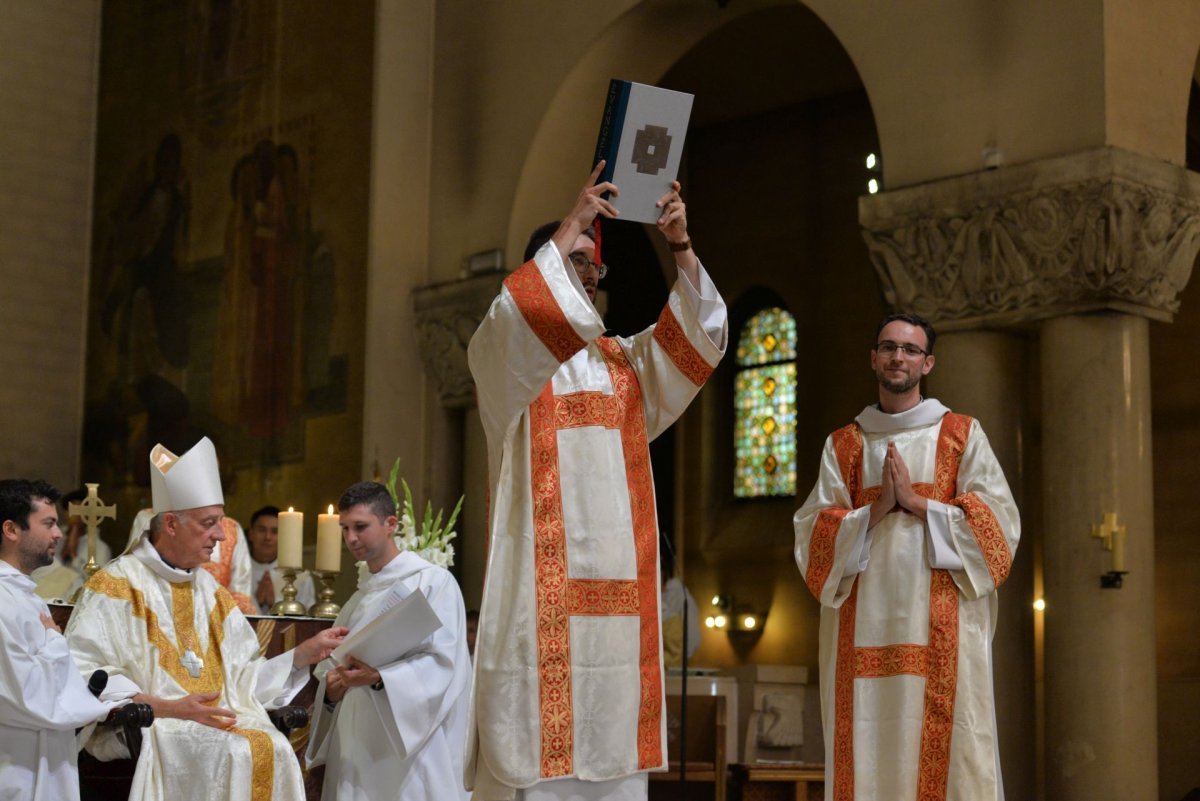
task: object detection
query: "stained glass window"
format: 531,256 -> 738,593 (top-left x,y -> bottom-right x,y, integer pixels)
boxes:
734,308 -> 797,497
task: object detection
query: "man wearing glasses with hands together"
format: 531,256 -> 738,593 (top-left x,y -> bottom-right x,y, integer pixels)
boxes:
467,161 -> 726,801
794,313 -> 1020,801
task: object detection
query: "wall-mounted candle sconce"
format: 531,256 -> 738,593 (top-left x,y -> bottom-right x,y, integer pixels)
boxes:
1091,512 -> 1128,589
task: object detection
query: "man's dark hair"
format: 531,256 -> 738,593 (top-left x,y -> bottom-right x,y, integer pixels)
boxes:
0,479 -> 61,530
876,312 -> 937,354
250,505 -> 280,528
337,481 -> 396,522
523,220 -> 595,262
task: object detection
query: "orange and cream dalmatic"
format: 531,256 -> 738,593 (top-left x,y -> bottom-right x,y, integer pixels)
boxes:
466,241 -> 727,795
795,400 -> 1020,801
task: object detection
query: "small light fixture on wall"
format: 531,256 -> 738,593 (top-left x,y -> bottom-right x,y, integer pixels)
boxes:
705,594 -> 731,630
704,594 -> 766,642
464,248 -> 504,276
865,151 -> 881,195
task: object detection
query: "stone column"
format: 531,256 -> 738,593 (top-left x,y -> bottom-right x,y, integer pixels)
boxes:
412,270 -> 506,607
1041,312 -> 1156,800
859,146 -> 1200,801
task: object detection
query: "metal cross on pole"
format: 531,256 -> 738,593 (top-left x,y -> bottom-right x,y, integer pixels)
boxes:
68,483 -> 117,592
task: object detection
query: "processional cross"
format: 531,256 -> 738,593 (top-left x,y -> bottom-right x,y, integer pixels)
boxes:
68,483 -> 116,599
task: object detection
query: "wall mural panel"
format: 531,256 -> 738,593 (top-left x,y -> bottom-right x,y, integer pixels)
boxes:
83,1 -> 372,525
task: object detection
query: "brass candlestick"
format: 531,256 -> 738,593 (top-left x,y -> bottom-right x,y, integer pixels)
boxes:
271,569 -> 308,616
308,570 -> 341,619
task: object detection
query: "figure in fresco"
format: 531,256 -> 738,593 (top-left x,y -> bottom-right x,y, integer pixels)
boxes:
274,144 -> 311,407
213,139 -> 310,442
99,134 -> 191,381
243,140 -> 308,439
96,133 -> 195,485
212,154 -> 258,424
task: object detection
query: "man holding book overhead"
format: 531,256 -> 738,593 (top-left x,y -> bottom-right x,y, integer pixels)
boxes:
466,153 -> 727,800
306,481 -> 471,801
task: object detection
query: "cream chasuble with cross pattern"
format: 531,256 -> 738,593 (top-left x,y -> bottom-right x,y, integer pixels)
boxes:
65,538 -> 309,801
465,241 -> 727,798
794,400 -> 1020,801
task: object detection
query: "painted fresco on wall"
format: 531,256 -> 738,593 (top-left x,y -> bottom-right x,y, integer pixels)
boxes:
82,1 -> 371,510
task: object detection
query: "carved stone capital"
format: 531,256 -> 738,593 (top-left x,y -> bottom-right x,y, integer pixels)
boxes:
859,147 -> 1200,330
411,272 -> 506,408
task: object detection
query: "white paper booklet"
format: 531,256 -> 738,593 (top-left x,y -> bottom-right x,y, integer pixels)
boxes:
331,585 -> 443,668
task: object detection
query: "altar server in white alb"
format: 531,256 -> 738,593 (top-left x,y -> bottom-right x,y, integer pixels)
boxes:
0,479 -> 116,801
794,313 -> 1020,801
306,481 -> 471,801
66,437 -> 347,801
467,162 -> 727,800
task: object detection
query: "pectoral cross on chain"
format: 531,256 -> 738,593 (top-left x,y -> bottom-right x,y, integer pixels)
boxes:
180,649 -> 204,678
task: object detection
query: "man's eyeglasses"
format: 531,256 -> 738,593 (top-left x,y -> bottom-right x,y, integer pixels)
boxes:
568,252 -> 608,279
875,341 -> 927,358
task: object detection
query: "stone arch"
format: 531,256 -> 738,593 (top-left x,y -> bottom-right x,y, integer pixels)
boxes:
504,0 -> 876,262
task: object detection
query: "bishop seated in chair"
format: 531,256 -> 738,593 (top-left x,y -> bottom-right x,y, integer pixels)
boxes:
65,437 -> 347,801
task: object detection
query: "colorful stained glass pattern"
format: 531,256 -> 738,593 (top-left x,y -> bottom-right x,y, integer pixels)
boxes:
735,308 -> 797,497
735,361 -> 797,497
736,307 -> 797,366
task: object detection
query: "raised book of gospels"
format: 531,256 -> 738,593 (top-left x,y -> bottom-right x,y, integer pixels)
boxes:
593,79 -> 694,224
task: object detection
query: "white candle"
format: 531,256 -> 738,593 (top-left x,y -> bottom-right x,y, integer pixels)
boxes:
316,504 -> 342,572
278,507 -> 304,569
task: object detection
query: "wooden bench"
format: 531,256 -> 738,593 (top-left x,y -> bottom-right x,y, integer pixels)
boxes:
728,763 -> 825,801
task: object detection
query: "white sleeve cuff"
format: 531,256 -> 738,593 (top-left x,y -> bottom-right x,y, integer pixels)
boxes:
839,512 -> 873,578
99,674 -> 142,703
256,650 -> 310,708
675,261 -> 727,346
926,500 -> 965,570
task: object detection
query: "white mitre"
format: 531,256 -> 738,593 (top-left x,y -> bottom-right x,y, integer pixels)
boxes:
149,437 -> 225,514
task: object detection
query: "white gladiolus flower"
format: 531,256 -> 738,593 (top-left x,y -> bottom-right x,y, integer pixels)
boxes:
383,461 -> 462,570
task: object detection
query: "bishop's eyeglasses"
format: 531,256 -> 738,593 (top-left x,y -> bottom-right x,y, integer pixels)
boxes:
568,252 -> 608,279
875,340 -> 927,358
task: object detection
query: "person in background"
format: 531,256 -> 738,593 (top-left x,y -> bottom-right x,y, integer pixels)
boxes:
245,505 -> 314,615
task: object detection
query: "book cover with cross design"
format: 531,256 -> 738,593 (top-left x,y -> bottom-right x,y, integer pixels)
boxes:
593,79 -> 694,224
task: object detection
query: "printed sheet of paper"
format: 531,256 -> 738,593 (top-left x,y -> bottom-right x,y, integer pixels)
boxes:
331,585 -> 442,668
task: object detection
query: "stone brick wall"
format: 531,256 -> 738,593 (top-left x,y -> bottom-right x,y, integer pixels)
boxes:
0,2 -> 100,489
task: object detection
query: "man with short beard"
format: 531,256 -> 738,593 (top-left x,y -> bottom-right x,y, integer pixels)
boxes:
0,479 -> 116,801
794,313 -> 1021,801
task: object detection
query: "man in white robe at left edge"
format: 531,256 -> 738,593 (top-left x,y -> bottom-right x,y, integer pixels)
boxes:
66,437 -> 348,801
0,479 -> 117,801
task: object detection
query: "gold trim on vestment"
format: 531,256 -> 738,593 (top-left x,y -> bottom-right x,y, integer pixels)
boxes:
82,572 -> 237,697
229,726 -> 275,801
